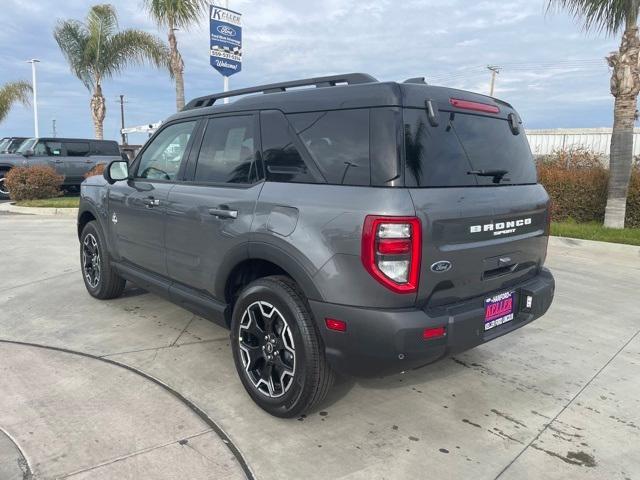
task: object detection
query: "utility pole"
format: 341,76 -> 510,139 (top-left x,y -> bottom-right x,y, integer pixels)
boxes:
119,94 -> 127,145
487,65 -> 501,97
27,59 -> 40,137
52,119 -> 57,138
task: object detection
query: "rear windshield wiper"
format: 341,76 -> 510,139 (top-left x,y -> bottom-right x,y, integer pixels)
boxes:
467,169 -> 509,184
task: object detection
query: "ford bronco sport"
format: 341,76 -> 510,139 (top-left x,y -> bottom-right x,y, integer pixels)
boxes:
78,73 -> 555,417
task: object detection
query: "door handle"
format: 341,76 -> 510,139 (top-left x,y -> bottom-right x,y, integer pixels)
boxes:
143,197 -> 160,208
208,207 -> 238,219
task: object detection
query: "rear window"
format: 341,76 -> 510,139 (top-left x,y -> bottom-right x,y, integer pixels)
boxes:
404,109 -> 536,187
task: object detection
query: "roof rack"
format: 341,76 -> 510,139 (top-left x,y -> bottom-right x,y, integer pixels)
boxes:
183,73 -> 378,110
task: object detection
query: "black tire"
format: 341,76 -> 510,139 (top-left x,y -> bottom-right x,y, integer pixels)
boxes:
80,221 -> 126,299
0,170 -> 9,200
230,275 -> 335,418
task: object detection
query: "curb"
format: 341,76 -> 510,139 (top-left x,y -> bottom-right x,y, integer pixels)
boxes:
0,202 -> 78,217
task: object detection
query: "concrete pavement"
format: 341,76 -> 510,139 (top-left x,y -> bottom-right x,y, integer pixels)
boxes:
1,213 -> 639,479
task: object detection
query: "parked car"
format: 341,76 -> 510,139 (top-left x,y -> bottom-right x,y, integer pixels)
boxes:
78,73 -> 555,417
0,137 -> 121,198
0,137 -> 28,154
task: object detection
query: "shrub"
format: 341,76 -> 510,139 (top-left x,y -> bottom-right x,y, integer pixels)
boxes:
4,166 -> 63,201
84,163 -> 106,179
537,148 -> 609,223
627,165 -> 640,228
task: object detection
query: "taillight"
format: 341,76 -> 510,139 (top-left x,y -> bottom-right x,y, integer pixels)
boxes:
449,98 -> 500,114
362,216 -> 421,294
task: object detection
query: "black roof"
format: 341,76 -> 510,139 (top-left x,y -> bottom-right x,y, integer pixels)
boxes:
34,137 -> 118,143
169,72 -> 515,123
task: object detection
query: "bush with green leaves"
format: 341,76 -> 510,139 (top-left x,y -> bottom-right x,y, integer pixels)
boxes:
537,148 -> 640,228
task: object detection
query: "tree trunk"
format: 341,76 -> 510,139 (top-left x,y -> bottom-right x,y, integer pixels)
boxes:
605,25 -> 640,228
169,29 -> 185,111
91,83 -> 106,140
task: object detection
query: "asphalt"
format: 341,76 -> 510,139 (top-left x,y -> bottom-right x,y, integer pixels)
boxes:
1,213 -> 639,479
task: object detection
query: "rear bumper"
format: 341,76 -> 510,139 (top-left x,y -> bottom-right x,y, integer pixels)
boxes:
310,267 -> 555,377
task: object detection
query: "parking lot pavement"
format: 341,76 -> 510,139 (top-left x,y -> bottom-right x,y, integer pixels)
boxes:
1,215 -> 639,480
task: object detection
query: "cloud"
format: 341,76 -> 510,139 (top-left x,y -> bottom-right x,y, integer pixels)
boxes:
0,0 -> 622,140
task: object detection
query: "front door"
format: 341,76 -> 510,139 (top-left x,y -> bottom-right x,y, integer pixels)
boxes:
61,141 -> 93,184
165,114 -> 262,297
108,120 -> 199,277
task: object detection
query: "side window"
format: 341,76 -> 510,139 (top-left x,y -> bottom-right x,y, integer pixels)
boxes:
194,116 -> 255,184
34,141 -> 63,156
287,109 -> 370,186
136,121 -> 196,181
260,110 -> 316,183
65,142 -> 90,157
92,141 -> 120,155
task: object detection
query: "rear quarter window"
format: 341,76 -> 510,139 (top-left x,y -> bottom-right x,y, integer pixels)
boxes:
287,109 -> 370,186
404,108 -> 537,187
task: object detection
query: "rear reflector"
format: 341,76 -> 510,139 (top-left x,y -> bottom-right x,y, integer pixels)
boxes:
325,318 -> 347,332
423,326 -> 446,340
449,98 -> 500,114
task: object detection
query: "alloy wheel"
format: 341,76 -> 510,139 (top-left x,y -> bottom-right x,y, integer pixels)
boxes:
82,233 -> 101,289
0,178 -> 8,195
238,300 -> 296,398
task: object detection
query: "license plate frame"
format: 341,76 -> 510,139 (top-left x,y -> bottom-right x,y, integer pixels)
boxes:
484,290 -> 515,332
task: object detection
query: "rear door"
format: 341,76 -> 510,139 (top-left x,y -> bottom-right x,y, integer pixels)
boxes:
62,141 -> 92,184
403,104 -> 550,309
165,113 -> 262,297
108,120 -> 199,277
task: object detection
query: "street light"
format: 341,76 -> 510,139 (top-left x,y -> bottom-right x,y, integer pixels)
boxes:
27,59 -> 40,138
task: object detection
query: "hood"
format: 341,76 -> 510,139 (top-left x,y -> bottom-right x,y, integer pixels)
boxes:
0,154 -> 25,166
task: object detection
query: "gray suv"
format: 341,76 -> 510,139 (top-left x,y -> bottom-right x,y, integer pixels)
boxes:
0,137 -> 121,198
78,73 -> 555,417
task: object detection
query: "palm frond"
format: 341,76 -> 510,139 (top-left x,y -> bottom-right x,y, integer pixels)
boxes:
0,81 -> 32,123
101,29 -> 171,79
143,0 -> 210,30
547,0 -> 640,34
53,19 -> 93,90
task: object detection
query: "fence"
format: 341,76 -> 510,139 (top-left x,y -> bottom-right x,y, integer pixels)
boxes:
526,128 -> 640,158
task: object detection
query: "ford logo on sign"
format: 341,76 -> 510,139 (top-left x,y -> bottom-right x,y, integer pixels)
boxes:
431,261 -> 452,273
217,25 -> 236,36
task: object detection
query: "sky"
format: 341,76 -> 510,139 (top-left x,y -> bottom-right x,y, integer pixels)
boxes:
0,0 -> 622,144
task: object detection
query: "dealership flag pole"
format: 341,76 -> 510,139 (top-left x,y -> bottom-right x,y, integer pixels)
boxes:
223,0 -> 229,104
27,59 -> 40,138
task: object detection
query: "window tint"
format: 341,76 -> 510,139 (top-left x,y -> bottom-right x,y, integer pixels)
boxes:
136,121 -> 196,180
261,110 -> 315,184
194,116 -> 255,184
404,109 -> 536,187
34,141 -> 63,156
93,141 -> 120,155
288,109 -> 370,186
65,142 -> 90,157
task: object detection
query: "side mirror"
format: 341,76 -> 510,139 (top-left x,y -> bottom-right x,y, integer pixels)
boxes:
23,149 -> 34,158
104,160 -> 129,184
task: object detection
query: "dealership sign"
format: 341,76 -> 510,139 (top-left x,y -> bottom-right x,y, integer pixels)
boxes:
210,5 -> 242,77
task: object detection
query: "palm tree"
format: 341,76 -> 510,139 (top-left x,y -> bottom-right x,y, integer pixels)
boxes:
143,0 -> 209,111
549,1 -> 640,228
54,4 -> 170,139
0,81 -> 31,124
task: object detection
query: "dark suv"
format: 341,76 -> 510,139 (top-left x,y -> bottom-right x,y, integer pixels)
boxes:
78,73 -> 555,417
0,137 -> 121,198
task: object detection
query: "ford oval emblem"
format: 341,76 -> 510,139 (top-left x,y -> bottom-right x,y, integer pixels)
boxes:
431,261 -> 452,273
217,25 -> 236,37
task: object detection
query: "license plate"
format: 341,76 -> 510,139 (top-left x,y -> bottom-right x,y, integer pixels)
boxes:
484,291 -> 515,331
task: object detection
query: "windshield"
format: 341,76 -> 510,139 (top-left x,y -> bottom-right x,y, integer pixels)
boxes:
404,109 -> 537,187
15,138 -> 37,154
0,139 -> 8,151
